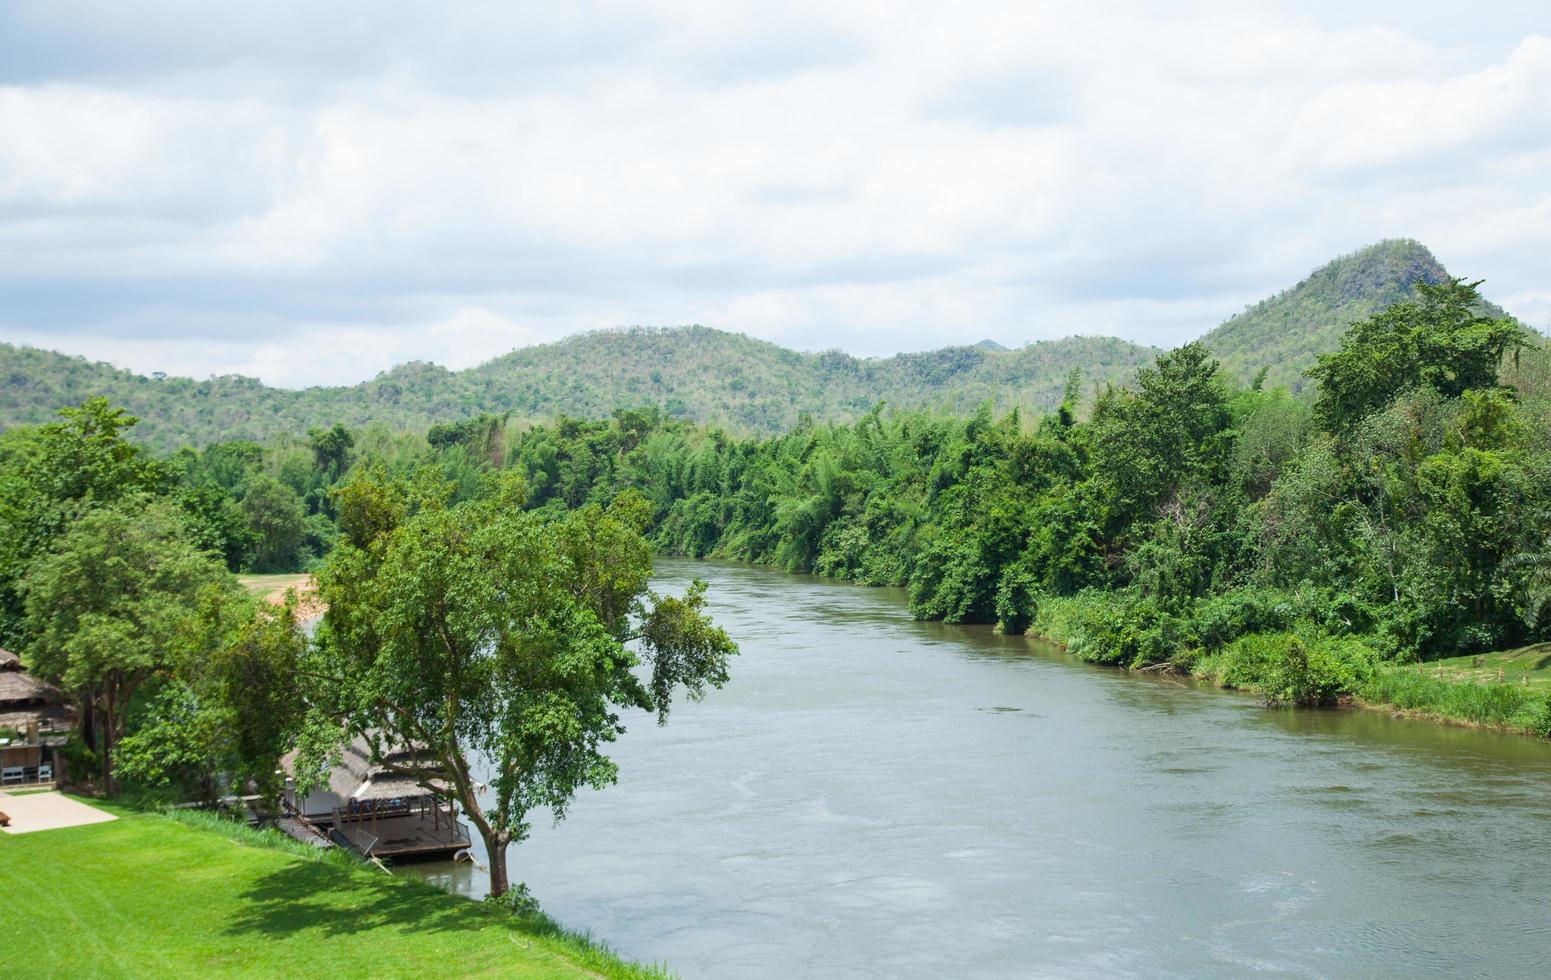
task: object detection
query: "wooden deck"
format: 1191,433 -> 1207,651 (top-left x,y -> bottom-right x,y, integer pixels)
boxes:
328,803 -> 471,862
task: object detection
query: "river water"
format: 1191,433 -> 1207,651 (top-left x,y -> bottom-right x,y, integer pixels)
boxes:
405,560 -> 1551,978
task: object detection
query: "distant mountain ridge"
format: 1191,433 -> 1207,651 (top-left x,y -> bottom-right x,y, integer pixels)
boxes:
0,240 -> 1523,449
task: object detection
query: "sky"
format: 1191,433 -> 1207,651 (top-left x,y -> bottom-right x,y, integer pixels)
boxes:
1,1 -> 1547,389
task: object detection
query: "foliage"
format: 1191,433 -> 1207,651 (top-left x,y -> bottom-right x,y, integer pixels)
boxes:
1197,629 -> 1375,707
280,470 -> 736,898
0,397 -> 165,647
20,496 -> 241,791
241,475 -> 309,572
1309,277 -> 1526,432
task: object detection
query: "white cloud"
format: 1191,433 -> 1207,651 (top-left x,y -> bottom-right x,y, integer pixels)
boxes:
0,1 -> 1547,385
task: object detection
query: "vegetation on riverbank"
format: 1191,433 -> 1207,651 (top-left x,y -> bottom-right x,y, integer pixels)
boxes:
11,276 -> 1544,751
1030,593 -> 1551,735
469,277 -> 1550,738
0,802 -> 667,979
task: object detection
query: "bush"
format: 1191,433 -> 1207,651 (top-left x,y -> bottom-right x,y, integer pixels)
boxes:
1032,589 -> 1192,668
1204,628 -> 1376,706
485,881 -> 543,918
1190,588 -> 1297,651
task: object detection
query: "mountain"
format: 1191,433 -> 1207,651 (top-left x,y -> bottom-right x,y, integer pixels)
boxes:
0,240 -> 1522,449
1202,239 -> 1517,392
0,330 -> 1157,450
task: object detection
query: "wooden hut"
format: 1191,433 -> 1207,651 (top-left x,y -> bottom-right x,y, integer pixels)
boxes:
280,734 -> 471,861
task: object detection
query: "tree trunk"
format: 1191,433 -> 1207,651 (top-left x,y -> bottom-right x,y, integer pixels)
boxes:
99,712 -> 114,795
485,830 -> 511,899
80,698 -> 97,753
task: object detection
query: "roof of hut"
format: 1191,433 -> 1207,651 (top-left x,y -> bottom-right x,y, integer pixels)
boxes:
0,667 -> 54,706
0,648 -> 20,669
282,734 -> 448,801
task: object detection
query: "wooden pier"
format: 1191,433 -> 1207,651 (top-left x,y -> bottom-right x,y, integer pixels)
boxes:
329,795 -> 472,862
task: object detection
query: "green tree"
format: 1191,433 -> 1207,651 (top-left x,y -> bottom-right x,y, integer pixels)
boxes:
21,497 -> 237,792
118,586 -> 308,805
1308,278 -> 1525,432
0,399 -> 163,647
242,475 -> 307,572
307,423 -> 357,482
294,474 -> 736,898
1088,343 -> 1230,528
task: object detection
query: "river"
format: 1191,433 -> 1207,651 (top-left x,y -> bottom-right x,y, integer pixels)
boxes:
405,559 -> 1551,978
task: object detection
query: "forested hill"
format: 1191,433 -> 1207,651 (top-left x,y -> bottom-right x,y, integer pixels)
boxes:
0,332 -> 1156,451
1203,239 -> 1517,392
0,239 -> 1522,449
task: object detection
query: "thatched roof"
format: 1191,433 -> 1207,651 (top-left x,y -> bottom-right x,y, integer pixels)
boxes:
352,771 -> 451,802
0,648 -> 20,669
281,733 -> 373,800
283,735 -> 447,802
0,668 -> 53,706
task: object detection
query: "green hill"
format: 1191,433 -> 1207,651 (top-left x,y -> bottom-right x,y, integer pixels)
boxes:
0,330 -> 1156,450
0,239 -> 1523,449
1202,239 -> 1517,392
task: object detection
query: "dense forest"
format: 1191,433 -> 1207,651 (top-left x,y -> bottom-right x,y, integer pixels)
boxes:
0,241 -> 1515,451
490,280 -> 1550,697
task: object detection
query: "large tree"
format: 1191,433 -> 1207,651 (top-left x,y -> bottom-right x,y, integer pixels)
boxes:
242,474 -> 308,572
1307,277 -> 1525,432
295,470 -> 736,897
115,596 -> 307,804
0,398 -> 164,647
21,496 -> 238,791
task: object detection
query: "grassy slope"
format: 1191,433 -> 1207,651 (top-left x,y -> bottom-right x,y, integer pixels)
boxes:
0,804 -> 662,979
1356,644 -> 1551,733
1402,643 -> 1551,692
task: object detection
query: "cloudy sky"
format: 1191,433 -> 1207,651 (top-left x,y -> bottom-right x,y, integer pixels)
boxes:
1,1 -> 1547,388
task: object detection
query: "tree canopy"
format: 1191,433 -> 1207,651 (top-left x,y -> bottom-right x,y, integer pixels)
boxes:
290,471 -> 736,897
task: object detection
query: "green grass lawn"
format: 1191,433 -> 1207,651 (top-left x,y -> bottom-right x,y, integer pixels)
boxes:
0,803 -> 663,979
1406,642 -> 1551,692
1361,642 -> 1551,735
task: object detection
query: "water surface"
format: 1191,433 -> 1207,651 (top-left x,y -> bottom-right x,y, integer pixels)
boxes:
408,560 -> 1551,978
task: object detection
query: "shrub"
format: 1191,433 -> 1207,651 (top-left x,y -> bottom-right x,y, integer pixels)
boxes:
1190,588 -> 1297,651
1207,628 -> 1375,706
1032,589 -> 1192,667
486,881 -> 543,918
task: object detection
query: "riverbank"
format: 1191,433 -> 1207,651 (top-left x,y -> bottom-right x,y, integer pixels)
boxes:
0,801 -> 665,978
238,572 -> 327,619
1028,592 -> 1551,738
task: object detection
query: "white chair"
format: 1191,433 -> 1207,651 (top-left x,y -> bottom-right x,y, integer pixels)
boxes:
1,766 -> 23,785
37,763 -> 52,782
